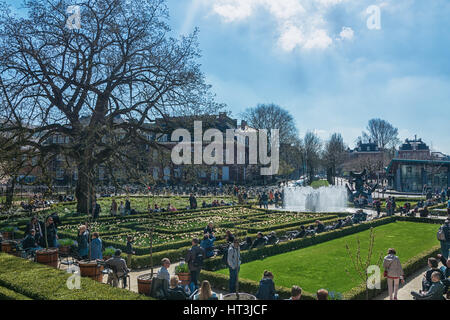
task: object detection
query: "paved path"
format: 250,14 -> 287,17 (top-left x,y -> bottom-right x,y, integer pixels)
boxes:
373,266 -> 428,300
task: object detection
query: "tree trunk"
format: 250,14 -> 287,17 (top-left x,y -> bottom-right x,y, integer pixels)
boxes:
5,176 -> 16,209
75,162 -> 95,214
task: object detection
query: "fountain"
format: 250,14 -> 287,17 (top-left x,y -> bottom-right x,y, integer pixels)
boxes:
282,185 -> 348,212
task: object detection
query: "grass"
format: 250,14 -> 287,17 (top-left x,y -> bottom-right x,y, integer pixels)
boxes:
310,180 -> 330,189
216,221 -> 439,294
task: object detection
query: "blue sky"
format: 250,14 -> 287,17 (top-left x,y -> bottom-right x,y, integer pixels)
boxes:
165,0 -> 450,153
5,0 -> 450,153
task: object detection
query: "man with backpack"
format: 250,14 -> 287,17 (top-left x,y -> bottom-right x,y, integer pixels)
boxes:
185,238 -> 205,293
437,219 -> 450,260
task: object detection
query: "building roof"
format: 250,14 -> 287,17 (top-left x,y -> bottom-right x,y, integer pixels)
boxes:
386,158 -> 450,173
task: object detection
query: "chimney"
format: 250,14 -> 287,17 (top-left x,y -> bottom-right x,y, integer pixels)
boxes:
241,120 -> 247,130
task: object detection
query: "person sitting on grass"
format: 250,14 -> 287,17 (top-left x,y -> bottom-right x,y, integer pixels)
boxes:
90,232 -> 103,260
411,271 -> 446,300
240,237 -> 253,251
251,232 -> 267,249
266,231 -> 279,245
167,275 -> 189,300
315,220 -> 325,233
193,280 -> 218,300
419,206 -> 429,218
204,222 -> 215,237
316,289 -> 329,300
292,226 -> 307,239
105,249 -> 130,288
200,234 -> 216,258
286,285 -> 302,300
157,258 -> 171,282
255,270 -> 278,300
422,258 -> 444,291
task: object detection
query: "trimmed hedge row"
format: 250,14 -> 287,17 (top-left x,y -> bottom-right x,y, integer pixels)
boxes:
202,217 -> 397,271
343,245 -> 441,300
0,285 -> 33,300
0,253 -> 151,300
199,270 -> 316,300
201,219 -> 442,300
236,215 -> 338,233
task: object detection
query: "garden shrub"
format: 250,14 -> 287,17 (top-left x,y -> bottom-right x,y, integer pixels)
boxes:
0,253 -> 151,300
0,285 -> 32,300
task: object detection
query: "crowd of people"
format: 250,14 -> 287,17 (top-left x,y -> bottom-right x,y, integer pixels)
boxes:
3,185 -> 450,300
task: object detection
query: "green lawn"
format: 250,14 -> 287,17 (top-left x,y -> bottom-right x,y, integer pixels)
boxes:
310,180 -> 330,189
216,221 -> 439,294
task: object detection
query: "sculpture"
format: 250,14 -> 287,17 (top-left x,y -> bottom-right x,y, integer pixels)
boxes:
346,169 -> 378,203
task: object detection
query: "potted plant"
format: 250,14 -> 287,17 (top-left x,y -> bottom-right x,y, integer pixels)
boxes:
1,226 -> 17,240
58,238 -> 75,255
36,218 -> 58,268
137,273 -> 153,296
102,246 -> 116,261
175,262 -> 190,286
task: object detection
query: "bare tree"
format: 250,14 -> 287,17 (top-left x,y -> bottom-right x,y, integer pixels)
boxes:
362,119 -> 400,150
303,131 -> 322,184
323,133 -> 346,185
241,103 -> 301,181
241,103 -> 299,145
0,0 -> 223,213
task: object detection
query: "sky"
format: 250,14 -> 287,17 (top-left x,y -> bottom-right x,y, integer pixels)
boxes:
4,0 -> 450,153
164,0 -> 450,153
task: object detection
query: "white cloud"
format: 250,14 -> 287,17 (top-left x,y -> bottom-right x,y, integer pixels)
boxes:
278,24 -> 304,52
212,0 -> 256,22
208,0 -> 355,51
338,26 -> 354,41
304,29 -> 333,49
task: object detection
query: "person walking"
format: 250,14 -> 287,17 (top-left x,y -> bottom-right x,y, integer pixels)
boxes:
383,248 -> 405,300
110,199 -> 118,216
227,239 -> 241,293
189,193 -> 197,210
77,225 -> 89,260
92,200 -> 101,220
185,238 -> 205,293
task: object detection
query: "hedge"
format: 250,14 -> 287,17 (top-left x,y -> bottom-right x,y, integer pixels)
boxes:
199,270 -> 316,300
201,225 -> 441,300
0,253 -> 151,300
343,245 -> 441,300
0,285 -> 33,300
236,215 -> 338,233
202,217 -> 397,271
